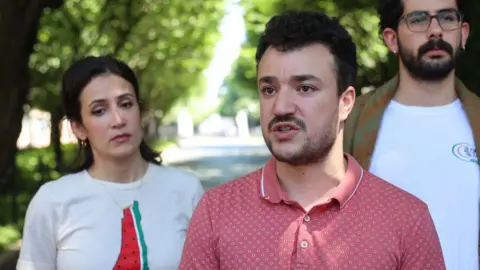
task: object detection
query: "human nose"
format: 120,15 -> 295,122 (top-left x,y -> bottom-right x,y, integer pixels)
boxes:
427,16 -> 443,39
271,88 -> 296,116
111,107 -> 126,128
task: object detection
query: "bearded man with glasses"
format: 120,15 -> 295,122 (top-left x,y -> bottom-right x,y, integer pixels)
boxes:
344,0 -> 480,269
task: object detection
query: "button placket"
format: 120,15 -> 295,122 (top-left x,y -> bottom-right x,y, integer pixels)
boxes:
303,215 -> 310,222
294,214 -> 314,267
300,240 -> 308,248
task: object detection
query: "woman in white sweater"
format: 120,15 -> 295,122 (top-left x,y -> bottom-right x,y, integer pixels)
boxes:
17,56 -> 204,270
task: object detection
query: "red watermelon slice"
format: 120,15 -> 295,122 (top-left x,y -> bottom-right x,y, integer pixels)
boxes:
113,201 -> 149,270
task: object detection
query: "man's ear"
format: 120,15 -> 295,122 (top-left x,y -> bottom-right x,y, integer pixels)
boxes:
460,21 -> 470,50
339,86 -> 355,122
383,28 -> 399,54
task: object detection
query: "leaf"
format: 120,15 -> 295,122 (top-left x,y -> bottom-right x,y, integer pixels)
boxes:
29,0 -> 227,118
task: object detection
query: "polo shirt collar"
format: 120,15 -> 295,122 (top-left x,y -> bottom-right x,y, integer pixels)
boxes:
260,154 -> 364,208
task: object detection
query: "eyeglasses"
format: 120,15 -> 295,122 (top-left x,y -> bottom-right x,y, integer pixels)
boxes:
399,9 -> 463,32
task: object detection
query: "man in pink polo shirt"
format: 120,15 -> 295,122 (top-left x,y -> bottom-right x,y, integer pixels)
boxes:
180,10 -> 445,269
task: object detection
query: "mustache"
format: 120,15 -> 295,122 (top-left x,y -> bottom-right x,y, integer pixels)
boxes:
418,39 -> 453,57
268,115 -> 306,131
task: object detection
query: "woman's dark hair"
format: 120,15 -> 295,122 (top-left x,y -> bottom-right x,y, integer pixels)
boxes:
61,55 -> 162,173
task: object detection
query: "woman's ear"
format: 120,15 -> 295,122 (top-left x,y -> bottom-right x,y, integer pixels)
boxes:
70,120 -> 87,141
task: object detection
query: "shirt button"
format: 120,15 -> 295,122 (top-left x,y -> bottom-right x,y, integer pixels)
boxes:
304,215 -> 310,222
300,240 -> 308,248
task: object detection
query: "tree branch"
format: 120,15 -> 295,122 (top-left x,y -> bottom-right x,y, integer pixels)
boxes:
81,0 -> 115,54
112,0 -> 145,55
62,7 -> 81,38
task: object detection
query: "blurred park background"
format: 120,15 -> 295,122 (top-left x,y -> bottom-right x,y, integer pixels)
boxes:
0,0 -> 479,267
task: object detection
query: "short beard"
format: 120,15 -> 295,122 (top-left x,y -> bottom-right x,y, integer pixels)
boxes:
264,111 -> 338,166
398,38 -> 461,81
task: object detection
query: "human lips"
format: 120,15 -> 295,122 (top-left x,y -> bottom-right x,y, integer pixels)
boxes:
111,133 -> 132,142
271,122 -> 300,132
425,49 -> 447,56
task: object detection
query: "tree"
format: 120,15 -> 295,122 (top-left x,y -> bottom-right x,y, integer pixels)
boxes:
224,0 -> 480,115
0,0 -> 64,188
456,1 -> 480,95
120,0 -> 225,130
226,0 -> 390,100
27,0 -> 226,169
29,0 -> 152,170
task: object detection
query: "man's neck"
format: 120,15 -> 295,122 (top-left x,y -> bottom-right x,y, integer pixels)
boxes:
88,151 -> 149,183
394,69 -> 457,106
276,148 -> 346,211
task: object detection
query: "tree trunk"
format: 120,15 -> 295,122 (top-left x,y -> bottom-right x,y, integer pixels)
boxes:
154,117 -> 160,137
50,107 -> 64,172
0,0 -> 63,187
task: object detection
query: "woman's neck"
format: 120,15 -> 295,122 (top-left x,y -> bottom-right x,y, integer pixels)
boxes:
88,151 -> 148,183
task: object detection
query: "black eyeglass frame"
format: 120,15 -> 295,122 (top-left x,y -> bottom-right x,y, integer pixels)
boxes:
398,9 -> 464,32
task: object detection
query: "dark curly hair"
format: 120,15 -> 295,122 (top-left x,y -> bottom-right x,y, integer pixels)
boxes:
377,0 -> 467,33
255,10 -> 357,95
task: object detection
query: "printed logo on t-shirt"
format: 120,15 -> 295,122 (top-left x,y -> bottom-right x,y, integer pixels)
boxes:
452,143 -> 477,164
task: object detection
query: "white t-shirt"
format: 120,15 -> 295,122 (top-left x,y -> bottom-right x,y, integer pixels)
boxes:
16,163 -> 204,270
370,99 -> 479,270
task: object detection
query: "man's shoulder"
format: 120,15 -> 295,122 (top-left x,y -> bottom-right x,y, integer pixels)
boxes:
355,90 -> 376,106
343,90 -> 378,152
460,83 -> 480,105
352,76 -> 399,111
203,169 -> 262,201
361,171 -> 428,210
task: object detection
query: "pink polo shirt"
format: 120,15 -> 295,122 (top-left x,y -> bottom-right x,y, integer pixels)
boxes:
180,154 -> 445,269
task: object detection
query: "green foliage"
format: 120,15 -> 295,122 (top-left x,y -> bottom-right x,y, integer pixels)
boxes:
225,0 -> 480,101
224,0 -> 389,102
119,0 -> 225,116
219,70 -> 259,119
161,74 -> 219,125
0,225 -> 20,251
28,0 -> 226,118
16,144 -> 76,182
147,138 -> 178,152
0,144 -> 76,250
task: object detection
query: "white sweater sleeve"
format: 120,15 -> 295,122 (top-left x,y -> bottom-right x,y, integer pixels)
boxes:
191,178 -> 205,212
16,184 -> 57,270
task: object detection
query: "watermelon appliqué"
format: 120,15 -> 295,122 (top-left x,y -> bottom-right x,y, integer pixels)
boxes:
113,200 -> 149,270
